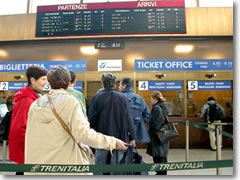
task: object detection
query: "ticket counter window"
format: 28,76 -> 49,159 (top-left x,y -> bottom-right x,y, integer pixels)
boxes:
136,89 -> 185,117
187,90 -> 233,119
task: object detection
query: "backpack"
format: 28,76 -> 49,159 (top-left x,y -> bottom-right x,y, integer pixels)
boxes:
128,96 -> 142,122
207,102 -> 224,122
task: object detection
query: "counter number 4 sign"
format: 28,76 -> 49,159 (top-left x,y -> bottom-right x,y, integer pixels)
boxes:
139,81 -> 148,90
188,81 -> 198,90
0,82 -> 8,91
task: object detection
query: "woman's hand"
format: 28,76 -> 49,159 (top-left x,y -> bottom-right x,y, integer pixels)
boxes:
115,139 -> 128,150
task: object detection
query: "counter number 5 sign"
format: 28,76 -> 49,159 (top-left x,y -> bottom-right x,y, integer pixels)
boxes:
139,81 -> 148,90
0,82 -> 8,91
188,81 -> 198,90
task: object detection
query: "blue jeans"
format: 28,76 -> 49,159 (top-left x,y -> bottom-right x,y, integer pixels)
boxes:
94,149 -> 125,175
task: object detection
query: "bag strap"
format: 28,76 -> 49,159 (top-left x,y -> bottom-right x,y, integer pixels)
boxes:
78,98 -> 87,119
47,95 -> 87,153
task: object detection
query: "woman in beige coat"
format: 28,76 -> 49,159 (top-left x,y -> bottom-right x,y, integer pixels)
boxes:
25,66 -> 127,175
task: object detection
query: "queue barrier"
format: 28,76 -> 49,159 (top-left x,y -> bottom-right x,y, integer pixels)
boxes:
0,159 -> 233,174
177,121 -> 233,175
0,121 -> 233,175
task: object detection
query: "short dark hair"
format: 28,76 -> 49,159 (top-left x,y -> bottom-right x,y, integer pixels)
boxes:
26,65 -> 48,85
69,71 -> 76,84
101,73 -> 116,89
47,66 -> 70,89
120,78 -> 133,88
208,96 -> 216,101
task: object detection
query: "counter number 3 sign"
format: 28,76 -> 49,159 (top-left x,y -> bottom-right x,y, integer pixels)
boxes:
139,81 -> 148,90
188,81 -> 198,90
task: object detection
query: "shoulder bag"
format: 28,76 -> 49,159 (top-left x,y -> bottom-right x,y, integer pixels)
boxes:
47,95 -> 95,164
156,122 -> 179,144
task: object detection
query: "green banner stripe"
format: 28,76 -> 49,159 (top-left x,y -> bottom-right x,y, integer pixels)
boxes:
191,124 -> 216,132
0,160 -> 233,173
190,123 -> 233,139
220,131 -> 233,139
173,122 -> 233,126
190,122 -> 233,126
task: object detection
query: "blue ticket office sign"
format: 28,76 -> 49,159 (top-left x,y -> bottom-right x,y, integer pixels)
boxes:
135,59 -> 233,71
139,81 -> 182,91
188,81 -> 232,90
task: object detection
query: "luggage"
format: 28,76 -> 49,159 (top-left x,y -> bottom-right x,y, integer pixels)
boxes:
117,145 -> 148,175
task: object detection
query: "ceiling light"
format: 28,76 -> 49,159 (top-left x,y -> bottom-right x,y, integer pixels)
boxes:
51,56 -> 69,61
80,46 -> 98,55
174,45 -> 194,53
0,49 -> 8,57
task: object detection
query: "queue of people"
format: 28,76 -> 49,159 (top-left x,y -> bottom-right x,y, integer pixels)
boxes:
6,65 -> 227,175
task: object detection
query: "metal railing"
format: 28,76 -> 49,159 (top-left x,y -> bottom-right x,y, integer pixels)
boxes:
178,121 -> 233,175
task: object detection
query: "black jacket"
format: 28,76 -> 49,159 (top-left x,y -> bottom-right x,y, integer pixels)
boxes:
88,88 -> 135,143
147,102 -> 169,157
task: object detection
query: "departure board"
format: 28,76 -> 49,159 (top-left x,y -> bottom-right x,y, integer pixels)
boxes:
36,1 -> 186,37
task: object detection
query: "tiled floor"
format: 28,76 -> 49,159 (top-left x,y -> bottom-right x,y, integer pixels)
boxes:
0,142 -> 233,176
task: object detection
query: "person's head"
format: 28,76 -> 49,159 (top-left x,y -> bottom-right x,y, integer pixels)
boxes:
208,96 -> 216,102
26,65 -> 48,92
151,91 -> 166,105
119,77 -> 133,91
101,73 -> 117,89
6,96 -> 13,104
69,71 -> 77,84
47,66 -> 71,89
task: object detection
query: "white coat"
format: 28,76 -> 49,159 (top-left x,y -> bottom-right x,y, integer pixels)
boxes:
25,89 -> 116,175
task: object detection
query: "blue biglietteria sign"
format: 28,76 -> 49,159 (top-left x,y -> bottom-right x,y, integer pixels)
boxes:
139,81 -> 182,90
135,59 -> 233,71
0,61 -> 87,72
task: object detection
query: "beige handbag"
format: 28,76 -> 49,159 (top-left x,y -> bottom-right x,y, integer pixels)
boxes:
48,95 -> 95,165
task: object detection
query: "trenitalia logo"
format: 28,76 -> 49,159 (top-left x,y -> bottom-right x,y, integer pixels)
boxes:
99,62 -> 107,69
98,60 -> 122,71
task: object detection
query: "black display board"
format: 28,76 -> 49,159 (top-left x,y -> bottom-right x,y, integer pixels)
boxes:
36,1 -> 186,37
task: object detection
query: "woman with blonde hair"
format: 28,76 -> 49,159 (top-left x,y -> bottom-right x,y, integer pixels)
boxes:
147,91 -> 169,175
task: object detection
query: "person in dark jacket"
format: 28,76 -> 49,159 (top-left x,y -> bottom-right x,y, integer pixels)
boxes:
88,73 -> 135,175
8,65 -> 48,167
200,96 -> 226,151
147,91 -> 169,175
119,77 -> 150,143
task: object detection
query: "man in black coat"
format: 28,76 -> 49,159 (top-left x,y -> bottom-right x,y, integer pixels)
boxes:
88,73 -> 135,175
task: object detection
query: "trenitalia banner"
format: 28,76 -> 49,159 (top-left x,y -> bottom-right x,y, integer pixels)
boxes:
0,61 -> 87,72
135,59 -> 233,71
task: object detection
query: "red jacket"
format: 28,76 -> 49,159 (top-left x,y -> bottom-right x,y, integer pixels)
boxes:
8,86 -> 39,164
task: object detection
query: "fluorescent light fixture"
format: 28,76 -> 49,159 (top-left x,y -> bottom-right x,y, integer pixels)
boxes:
0,49 -> 8,57
203,54 -> 224,59
80,46 -> 98,55
174,45 -> 194,53
51,56 -> 69,61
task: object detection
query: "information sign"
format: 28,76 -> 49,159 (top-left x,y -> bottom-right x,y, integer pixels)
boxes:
36,1 -> 186,37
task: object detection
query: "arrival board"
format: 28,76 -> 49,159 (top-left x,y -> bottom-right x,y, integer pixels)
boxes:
36,1 -> 186,37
